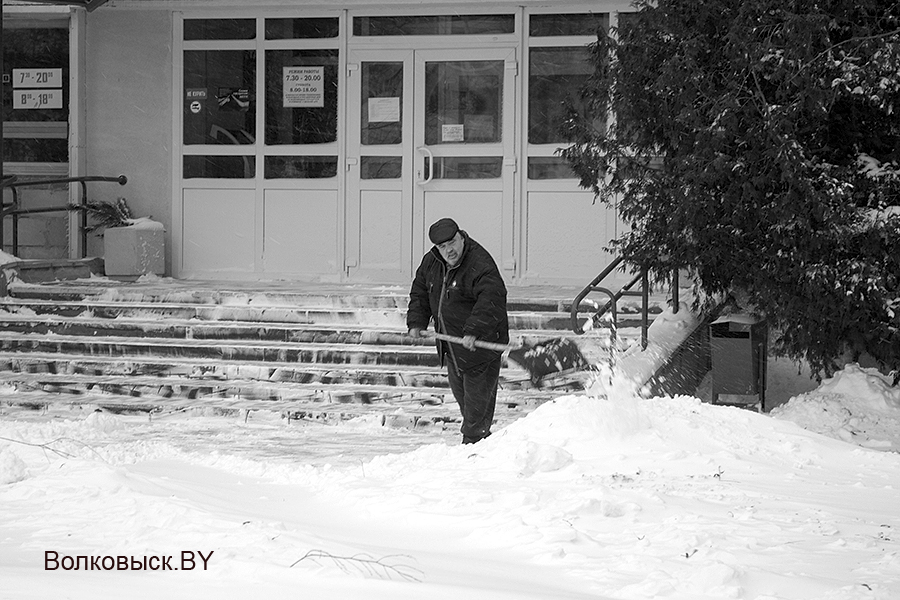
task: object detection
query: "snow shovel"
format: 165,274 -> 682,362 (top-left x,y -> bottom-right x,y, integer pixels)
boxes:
425,331 -> 518,352
506,337 -> 590,386
425,331 -> 589,386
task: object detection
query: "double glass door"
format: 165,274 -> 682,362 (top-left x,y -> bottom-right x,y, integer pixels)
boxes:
346,47 -> 516,281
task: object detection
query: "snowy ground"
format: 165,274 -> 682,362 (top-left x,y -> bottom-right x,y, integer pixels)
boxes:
1,364 -> 899,600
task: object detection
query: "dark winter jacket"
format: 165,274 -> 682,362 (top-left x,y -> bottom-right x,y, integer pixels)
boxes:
407,231 -> 509,371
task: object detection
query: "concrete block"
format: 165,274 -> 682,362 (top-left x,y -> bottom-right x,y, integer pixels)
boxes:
103,222 -> 165,276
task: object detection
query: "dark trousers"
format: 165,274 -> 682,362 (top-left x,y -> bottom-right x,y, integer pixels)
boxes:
446,357 -> 501,444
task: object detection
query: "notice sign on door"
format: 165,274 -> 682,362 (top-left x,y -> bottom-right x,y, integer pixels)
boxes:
283,66 -> 324,108
442,124 -> 465,143
368,97 -> 400,123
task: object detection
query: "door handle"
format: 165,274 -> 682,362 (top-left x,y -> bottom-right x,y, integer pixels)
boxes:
416,146 -> 434,185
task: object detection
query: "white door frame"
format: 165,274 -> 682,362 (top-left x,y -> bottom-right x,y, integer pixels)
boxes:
411,46 -> 517,274
344,44 -> 518,281
345,48 -> 414,282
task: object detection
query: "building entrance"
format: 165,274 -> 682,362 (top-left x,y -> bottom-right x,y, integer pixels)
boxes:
173,9 -> 624,286
345,47 -> 516,282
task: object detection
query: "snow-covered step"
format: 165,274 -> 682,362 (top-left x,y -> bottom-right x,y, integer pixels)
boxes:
0,350 -> 544,393
5,282 -> 411,309
0,298 -> 408,327
0,369 -> 451,403
0,367 -> 550,420
0,302 -> 596,343
0,350 -> 451,384
0,297 -> 597,333
0,313 -> 415,344
0,369 -> 548,406
0,278 -> 643,420
0,332 -> 446,367
7,279 -> 601,313
0,313 -> 624,357
1,387 -> 543,431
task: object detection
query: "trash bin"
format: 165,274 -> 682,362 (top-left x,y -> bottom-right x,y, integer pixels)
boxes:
709,314 -> 768,410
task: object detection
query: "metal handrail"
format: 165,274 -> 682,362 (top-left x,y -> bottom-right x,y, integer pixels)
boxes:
0,174 -> 127,257
571,257 -> 678,351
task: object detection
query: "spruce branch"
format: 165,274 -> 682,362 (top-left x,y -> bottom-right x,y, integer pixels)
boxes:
68,197 -> 133,232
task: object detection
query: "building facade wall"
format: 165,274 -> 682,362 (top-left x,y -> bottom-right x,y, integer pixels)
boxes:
14,1 -> 635,288
83,9 -> 174,265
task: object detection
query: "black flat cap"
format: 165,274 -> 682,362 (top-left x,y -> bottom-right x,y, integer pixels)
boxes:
428,218 -> 459,245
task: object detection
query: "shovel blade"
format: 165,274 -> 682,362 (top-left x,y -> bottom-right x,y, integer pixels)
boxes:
507,338 -> 589,385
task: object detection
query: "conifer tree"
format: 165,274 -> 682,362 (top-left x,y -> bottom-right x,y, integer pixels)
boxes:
562,0 -> 900,378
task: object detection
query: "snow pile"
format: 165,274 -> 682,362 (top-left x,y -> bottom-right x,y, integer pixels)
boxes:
82,408 -> 126,433
771,364 -> 900,450
1,365 -> 899,599
0,447 -> 27,484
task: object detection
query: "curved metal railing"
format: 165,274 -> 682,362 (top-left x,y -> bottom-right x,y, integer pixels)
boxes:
570,257 -> 680,351
1,174 -> 127,257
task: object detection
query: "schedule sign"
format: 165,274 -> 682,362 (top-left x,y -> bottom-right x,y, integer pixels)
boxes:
12,68 -> 62,88
283,66 -> 324,108
14,89 -> 63,110
12,68 -> 64,110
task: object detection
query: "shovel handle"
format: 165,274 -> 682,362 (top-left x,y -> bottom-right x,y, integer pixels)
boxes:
424,331 -> 520,352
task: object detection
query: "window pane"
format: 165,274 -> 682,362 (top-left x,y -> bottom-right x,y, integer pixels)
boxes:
354,15 -> 514,36
183,50 -> 256,146
360,156 -> 402,179
184,19 -> 256,40
361,62 -> 403,146
265,50 -> 339,145
529,47 -> 598,144
3,28 -> 69,124
527,157 -> 576,179
3,139 -> 67,163
264,156 -> 337,179
426,156 -> 502,179
3,26 -> 69,167
425,61 -> 503,145
184,155 -> 255,178
265,18 -> 339,40
529,13 -> 608,37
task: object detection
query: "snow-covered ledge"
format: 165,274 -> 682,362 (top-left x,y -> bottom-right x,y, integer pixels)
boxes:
615,302 -> 703,392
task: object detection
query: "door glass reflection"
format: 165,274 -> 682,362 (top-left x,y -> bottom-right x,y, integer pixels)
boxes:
183,50 -> 256,146
424,156 -> 502,179
361,62 -> 403,146
424,60 -> 503,145
265,49 -> 339,145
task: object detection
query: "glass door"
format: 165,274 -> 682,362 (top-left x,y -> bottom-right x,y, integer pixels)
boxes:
413,48 -> 517,272
345,50 -> 414,281
345,46 -> 516,281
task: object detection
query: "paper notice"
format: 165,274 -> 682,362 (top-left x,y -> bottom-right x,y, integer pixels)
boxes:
368,97 -> 400,122
441,124 -> 464,142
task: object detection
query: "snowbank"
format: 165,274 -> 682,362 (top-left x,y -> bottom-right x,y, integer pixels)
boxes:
771,363 -> 900,450
1,367 -> 898,599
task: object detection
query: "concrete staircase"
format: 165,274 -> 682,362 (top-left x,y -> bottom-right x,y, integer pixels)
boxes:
0,275 -> 659,428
